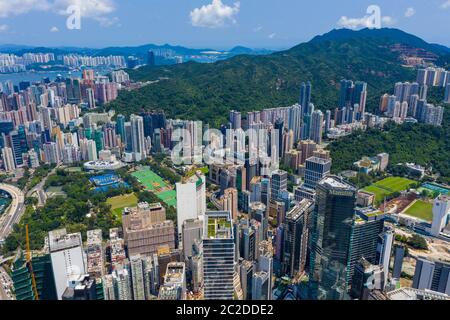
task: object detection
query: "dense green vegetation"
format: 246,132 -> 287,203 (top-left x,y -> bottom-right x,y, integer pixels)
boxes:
396,234 -> 429,251
107,29 -> 424,126
328,105 -> 450,183
2,170 -> 122,254
106,28 -> 450,181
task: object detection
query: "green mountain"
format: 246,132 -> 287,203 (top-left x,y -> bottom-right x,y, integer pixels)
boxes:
328,105 -> 450,183
106,28 -> 447,126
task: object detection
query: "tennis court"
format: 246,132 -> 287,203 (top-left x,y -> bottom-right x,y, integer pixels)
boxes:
421,183 -> 450,195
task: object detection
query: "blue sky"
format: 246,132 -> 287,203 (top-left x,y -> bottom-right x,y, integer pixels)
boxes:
0,0 -> 449,49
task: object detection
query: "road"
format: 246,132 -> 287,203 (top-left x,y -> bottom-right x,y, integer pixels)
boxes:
26,166 -> 59,207
0,266 -> 13,300
0,184 -> 25,243
27,178 -> 47,207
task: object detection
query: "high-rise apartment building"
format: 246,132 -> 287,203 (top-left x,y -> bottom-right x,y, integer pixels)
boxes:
129,255 -> 147,300
413,258 -> 450,295
229,110 -> 242,130
86,229 -> 104,280
310,110 -> 324,144
130,114 -> 147,161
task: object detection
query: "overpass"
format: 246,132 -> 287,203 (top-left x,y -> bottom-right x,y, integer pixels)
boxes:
0,184 -> 25,242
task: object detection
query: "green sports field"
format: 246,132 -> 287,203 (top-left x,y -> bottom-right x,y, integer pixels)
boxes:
132,167 -> 177,207
404,200 -> 433,221
132,168 -> 168,192
364,177 -> 416,204
107,193 -> 139,220
158,190 -> 177,207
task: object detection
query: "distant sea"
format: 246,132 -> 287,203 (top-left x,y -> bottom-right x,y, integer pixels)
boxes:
0,71 -> 83,85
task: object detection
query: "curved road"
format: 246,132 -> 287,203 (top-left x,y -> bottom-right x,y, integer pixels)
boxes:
0,184 -> 25,243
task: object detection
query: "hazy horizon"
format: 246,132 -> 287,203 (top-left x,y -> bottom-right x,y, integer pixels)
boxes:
0,0 -> 449,49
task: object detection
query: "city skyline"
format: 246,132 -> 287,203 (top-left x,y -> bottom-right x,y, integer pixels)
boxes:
0,0 -> 449,49
0,2 -> 450,303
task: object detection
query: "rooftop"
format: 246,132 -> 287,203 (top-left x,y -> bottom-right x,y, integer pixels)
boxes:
306,156 -> 332,165
387,288 -> 450,301
319,176 -> 356,191
164,262 -> 185,286
48,229 -> 82,252
205,211 -> 232,239
87,229 -> 102,245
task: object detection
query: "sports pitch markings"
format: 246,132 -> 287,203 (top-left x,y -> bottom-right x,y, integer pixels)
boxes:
364,177 -> 416,204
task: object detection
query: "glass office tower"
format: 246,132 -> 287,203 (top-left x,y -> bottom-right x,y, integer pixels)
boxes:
309,176 -> 357,300
203,211 -> 235,300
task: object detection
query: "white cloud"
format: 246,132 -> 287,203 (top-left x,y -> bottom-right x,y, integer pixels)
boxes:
337,14 -> 396,30
253,25 -> 263,32
190,0 -> 240,28
381,16 -> 396,26
0,0 -> 51,18
53,0 -> 116,18
404,7 -> 415,17
0,24 -> 9,32
268,33 -> 276,39
442,0 -> 450,9
0,0 -> 117,26
50,26 -> 59,32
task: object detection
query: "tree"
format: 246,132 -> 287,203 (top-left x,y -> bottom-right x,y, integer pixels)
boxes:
408,235 -> 428,251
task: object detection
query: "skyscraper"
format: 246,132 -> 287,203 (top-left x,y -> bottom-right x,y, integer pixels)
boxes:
122,202 -> 175,257
412,258 -> 450,295
304,157 -> 332,190
229,110 -> 242,130
350,258 -> 385,300
1,147 -> 15,172
158,263 -> 187,300
310,110 -> 324,144
147,50 -> 156,66
339,79 -> 354,108
431,195 -> 450,237
112,265 -> 132,300
378,227 -> 394,285
392,246 -> 406,280
309,176 -> 357,300
270,169 -> 288,201
9,131 -> 24,166
445,84 -> 450,103
86,230 -> 104,280
203,211 -> 235,300
348,210 -> 386,287
176,173 -> 206,237
252,271 -> 270,300
282,199 -> 314,277
130,114 -> 147,161
129,255 -> 147,300
288,104 -> 303,142
299,82 -> 312,111
48,229 -> 86,300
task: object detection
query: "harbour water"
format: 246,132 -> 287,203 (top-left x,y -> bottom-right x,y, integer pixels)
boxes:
0,71 -> 83,85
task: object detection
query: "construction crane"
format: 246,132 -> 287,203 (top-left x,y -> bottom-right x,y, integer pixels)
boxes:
25,224 -> 39,300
